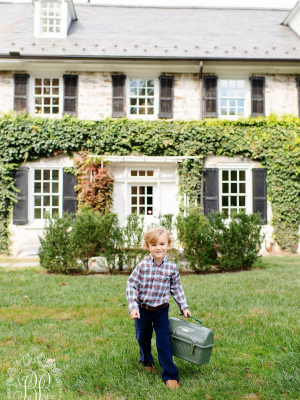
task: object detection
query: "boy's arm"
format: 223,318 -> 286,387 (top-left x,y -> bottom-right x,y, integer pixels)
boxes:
126,266 -> 141,314
170,267 -> 189,312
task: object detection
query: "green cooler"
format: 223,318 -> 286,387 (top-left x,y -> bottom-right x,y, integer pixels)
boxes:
169,316 -> 214,366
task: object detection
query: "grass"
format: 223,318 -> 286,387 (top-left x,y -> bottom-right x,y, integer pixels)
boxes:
0,256 -> 299,400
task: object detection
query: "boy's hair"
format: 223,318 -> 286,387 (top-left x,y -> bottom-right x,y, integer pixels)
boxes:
143,226 -> 173,250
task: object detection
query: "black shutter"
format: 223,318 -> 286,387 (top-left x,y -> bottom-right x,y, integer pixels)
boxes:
297,78 -> 300,117
13,167 -> 28,225
250,77 -> 265,117
159,75 -> 174,118
63,75 -> 78,116
253,168 -> 267,225
14,74 -> 29,113
204,76 -> 218,118
63,171 -> 78,215
112,75 -> 126,117
204,168 -> 219,216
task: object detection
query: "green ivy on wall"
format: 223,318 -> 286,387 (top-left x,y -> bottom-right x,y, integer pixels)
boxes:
0,113 -> 299,252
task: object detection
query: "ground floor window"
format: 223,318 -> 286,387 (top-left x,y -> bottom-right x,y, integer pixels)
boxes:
220,169 -> 247,217
131,185 -> 153,215
33,169 -> 60,219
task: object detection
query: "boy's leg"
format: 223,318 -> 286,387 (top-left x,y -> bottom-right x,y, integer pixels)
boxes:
153,306 -> 178,382
135,306 -> 154,365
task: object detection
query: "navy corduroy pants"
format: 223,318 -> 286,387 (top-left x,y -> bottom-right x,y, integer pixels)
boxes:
135,305 -> 178,382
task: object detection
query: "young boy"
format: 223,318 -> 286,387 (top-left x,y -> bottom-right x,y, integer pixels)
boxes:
126,226 -> 191,390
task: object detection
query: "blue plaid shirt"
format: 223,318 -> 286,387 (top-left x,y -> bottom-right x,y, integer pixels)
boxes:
126,254 -> 188,314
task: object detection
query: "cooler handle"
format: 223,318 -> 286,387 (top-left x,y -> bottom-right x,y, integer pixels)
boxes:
179,313 -> 203,325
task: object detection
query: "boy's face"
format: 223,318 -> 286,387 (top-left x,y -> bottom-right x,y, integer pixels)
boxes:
147,233 -> 170,265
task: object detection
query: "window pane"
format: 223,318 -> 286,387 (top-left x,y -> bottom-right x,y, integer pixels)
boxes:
147,88 -> 154,96
221,108 -> 227,115
131,207 -> 137,214
53,107 -> 59,114
239,196 -> 246,207
222,170 -> 229,181
35,196 -> 41,207
221,89 -> 228,97
220,80 -> 228,88
237,109 -> 244,116
222,209 -> 229,218
52,88 -> 59,95
35,98 -> 42,105
147,197 -> 153,205
231,196 -> 237,207
220,99 -> 227,107
231,171 -> 237,181
139,98 -> 146,106
147,108 -> 154,115
43,182 -> 50,193
239,182 -> 246,193
44,107 -> 51,114
139,197 -> 145,205
237,99 -> 244,107
35,170 -> 41,180
139,107 -> 145,115
231,183 -> 237,193
229,99 -> 236,107
131,197 -> 137,205
52,182 -> 59,193
131,186 -> 137,195
147,171 -> 153,176
35,78 -> 42,86
229,108 -> 236,115
130,88 -> 137,96
43,196 -> 51,207
52,170 -> 59,180
53,79 -> 59,86
130,80 -> 137,87
44,97 -> 51,105
130,98 -> 137,106
237,80 -> 244,88
139,187 -> 145,195
52,196 -> 59,207
138,79 -> 145,87
34,182 -> 41,193
139,88 -> 146,96
222,183 -> 229,193
237,90 -> 244,97
229,80 -> 236,88
147,207 -> 153,215
44,79 -> 50,86
239,170 -> 245,181
139,207 -> 145,214
35,87 -> 42,95
34,208 -> 42,219
147,186 -> 153,195
147,98 -> 154,106
222,196 -> 228,207
131,171 -> 138,176
139,171 -> 146,176
147,79 -> 154,87
130,107 -> 137,115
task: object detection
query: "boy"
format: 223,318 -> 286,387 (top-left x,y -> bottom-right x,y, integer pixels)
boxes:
126,226 -> 191,390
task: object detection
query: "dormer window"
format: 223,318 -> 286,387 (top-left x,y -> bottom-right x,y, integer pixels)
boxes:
34,0 -> 77,39
41,2 -> 61,34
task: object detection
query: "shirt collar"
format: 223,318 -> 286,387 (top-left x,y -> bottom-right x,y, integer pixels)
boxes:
149,254 -> 167,267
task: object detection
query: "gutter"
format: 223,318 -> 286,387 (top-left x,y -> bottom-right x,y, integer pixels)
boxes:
2,55 -> 300,63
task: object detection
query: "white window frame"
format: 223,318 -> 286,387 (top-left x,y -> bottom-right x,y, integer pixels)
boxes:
218,78 -> 250,119
40,1 -> 62,36
218,164 -> 253,217
29,76 -> 63,117
126,77 -> 159,120
27,164 -> 64,227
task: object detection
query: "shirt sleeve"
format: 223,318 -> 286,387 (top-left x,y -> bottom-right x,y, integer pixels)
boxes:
126,265 -> 141,314
170,266 -> 188,312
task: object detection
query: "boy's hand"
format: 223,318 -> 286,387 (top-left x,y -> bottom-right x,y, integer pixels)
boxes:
130,309 -> 140,319
182,308 -> 191,318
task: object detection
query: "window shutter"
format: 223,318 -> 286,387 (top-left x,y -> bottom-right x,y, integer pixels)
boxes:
63,171 -> 78,215
13,167 -> 29,225
112,75 -> 126,117
250,77 -> 265,117
159,75 -> 174,118
203,76 -> 218,118
204,168 -> 219,216
297,78 -> 300,117
14,74 -> 29,113
63,75 -> 78,116
252,168 -> 267,225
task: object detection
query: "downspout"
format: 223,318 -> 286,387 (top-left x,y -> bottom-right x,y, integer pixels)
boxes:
199,61 -> 204,213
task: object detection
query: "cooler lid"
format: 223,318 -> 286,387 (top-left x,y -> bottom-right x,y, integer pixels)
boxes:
169,317 -> 214,348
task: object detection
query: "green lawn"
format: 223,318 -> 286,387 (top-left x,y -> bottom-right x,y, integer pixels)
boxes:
0,256 -> 299,400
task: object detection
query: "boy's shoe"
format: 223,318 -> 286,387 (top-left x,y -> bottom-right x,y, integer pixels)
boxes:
139,361 -> 156,373
165,380 -> 180,389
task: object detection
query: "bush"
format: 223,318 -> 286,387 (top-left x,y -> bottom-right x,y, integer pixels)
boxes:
122,214 -> 147,271
209,212 -> 263,270
38,213 -> 78,274
176,209 -> 217,272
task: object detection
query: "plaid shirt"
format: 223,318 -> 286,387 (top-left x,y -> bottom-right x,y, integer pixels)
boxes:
126,254 -> 188,314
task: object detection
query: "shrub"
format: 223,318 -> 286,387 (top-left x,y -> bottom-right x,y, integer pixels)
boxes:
38,213 -> 78,274
122,214 -> 147,271
209,212 -> 263,270
176,209 -> 217,272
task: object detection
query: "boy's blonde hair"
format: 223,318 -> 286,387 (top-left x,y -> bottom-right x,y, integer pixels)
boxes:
143,226 -> 173,250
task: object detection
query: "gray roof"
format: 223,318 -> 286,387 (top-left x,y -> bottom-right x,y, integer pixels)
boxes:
0,4 -> 300,60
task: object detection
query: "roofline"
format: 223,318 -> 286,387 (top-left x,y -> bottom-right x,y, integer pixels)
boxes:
283,1 -> 300,25
2,54 -> 300,63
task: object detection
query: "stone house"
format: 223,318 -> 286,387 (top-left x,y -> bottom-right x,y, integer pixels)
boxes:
1,0 -> 300,255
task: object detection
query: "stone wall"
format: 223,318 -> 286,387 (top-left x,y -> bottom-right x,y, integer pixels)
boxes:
173,73 -> 200,120
77,72 -> 112,120
265,74 -> 298,116
0,71 -> 13,113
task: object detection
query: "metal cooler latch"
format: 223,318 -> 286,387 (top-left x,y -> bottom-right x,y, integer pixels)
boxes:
190,337 -> 196,355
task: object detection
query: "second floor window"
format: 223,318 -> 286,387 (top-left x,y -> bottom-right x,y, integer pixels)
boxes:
41,2 -> 61,34
34,78 -> 60,115
220,80 -> 245,117
129,79 -> 155,116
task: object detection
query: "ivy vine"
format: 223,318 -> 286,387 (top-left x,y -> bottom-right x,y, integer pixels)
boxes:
0,113 -> 299,252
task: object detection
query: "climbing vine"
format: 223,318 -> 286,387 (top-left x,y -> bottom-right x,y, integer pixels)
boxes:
0,112 -> 299,252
